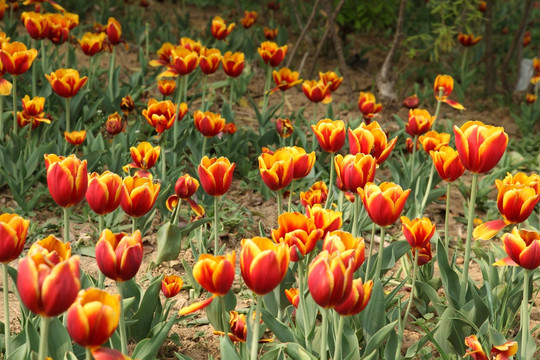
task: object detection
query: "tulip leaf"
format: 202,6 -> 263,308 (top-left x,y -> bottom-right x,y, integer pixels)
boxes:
415,281 -> 445,316
362,320 -> 398,356
283,342 -> 316,360
47,317 -> 73,359
131,274 -> 164,341
260,308 -> 297,344
131,314 -> 179,360
260,346 -> 285,360
63,352 -> 78,360
219,335 -> 241,360
436,238 -> 462,308
342,320 -> 361,360
360,280 -> 385,342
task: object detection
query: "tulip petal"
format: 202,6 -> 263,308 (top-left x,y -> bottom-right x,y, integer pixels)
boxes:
493,257 -> 518,267
178,296 -> 215,316
473,220 -> 508,240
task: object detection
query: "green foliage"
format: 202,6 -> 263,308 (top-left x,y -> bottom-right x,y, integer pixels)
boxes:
336,0 -> 399,33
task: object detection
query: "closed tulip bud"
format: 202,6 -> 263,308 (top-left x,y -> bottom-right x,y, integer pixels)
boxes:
348,121 -> 397,165
358,92 -> 382,123
161,275 -> 183,298
193,110 -> 226,137
46,68 -> 88,98
306,204 -> 342,236
198,156 -> 235,196
44,154 -> 88,208
157,79 -> 176,97
129,141 -> 160,170
406,109 -> 435,137
0,41 -> 38,75
258,41 -> 287,67
95,229 -> 143,281
67,288 -> 121,348
272,67 -> 302,92
86,171 -> 123,215
322,230 -> 365,271
401,216 -> 436,249
45,13 -> 70,44
311,119 -> 346,153
142,98 -> 177,134
308,250 -> 354,308
334,153 -> 377,193
495,173 -> 540,224
0,213 -> 29,263
281,146 -> 315,180
429,146 -> 465,182
120,95 -> 135,114
241,237 -> 289,295
78,32 -> 107,56
105,112 -> 124,135
457,32 -> 482,47
120,175 -> 160,217
17,235 -> 80,317
319,71 -> 343,92
419,130 -> 450,153
193,252 -> 235,296
334,278 -> 373,316
433,74 -> 464,110
405,137 -> 419,153
92,347 -> 133,360
276,118 -> 293,138
358,182 -> 411,227
21,11 -> 49,40
222,51 -> 244,78
64,130 -> 87,146
199,47 -> 222,75
106,17 -> 122,45
453,121 -> 508,174
211,16 -> 235,40
174,174 -> 199,199
302,80 -> 330,103
241,10 -> 257,28
263,27 -> 278,40
285,288 -> 300,308
258,148 -> 294,191
402,94 -> 419,109
272,212 -> 324,261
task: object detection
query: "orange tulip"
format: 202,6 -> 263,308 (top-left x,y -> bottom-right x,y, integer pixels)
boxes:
64,12 -> 79,30
334,153 -> 377,193
490,341 -> 519,359
272,212 -> 324,261
45,13 -> 70,44
193,110 -> 226,137
17,235 -> 80,317
276,118 -> 293,138
258,148 -> 294,191
263,27 -> 278,40
302,80 -> 330,103
174,174 -> 200,199
21,11 -> 49,39
199,47 -> 222,75
105,112 -> 124,135
129,141 -> 160,170
17,95 -> 49,129
308,250 -> 354,308
322,230 -> 365,271
311,119 -> 346,153
406,109 -> 435,136
358,182 -> 411,227
64,130 -> 86,146
44,154 -> 88,208
198,156 -> 235,196
358,92 -> 382,123
193,252 -> 235,296
282,146 -> 315,180
120,175 -> 160,217
0,41 -> 37,75
0,213 -> 29,263
92,347 -> 133,360
46,68 -> 88,98
160,46 -> 199,77
258,41 -> 287,67
161,275 -> 183,298
400,216 -> 436,249
526,93 -> 537,104
419,130 -> 450,153
334,278 -> 373,316
240,237 -> 289,295
66,288 -> 120,348
85,171 -> 123,215
402,94 -> 419,109
142,98 -> 177,134
272,67 -> 302,92
95,229 -> 143,281
211,16 -> 235,40
285,288 -> 299,308
433,74 -> 465,110
464,335 -> 518,360
241,10 -> 257,28
300,181 -> 328,208
157,79 -> 176,97
429,146 -> 465,182
106,17 -> 122,45
458,32 -> 482,47
149,42 -> 175,67
464,335 -> 488,360
307,204 -> 342,234
495,172 -> 540,224
222,51 -> 244,77
348,121 -> 397,165
319,71 -> 343,92
223,122 -> 236,134
78,32 -> 107,56
453,120 -> 508,173
120,95 -> 135,114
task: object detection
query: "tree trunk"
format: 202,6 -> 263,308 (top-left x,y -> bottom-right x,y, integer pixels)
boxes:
285,0 -> 320,69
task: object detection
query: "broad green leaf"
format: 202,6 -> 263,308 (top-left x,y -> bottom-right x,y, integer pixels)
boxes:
131,275 -> 164,341
260,308 -> 297,344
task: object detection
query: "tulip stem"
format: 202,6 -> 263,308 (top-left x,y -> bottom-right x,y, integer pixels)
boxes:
324,154 -> 335,210
2,263 -> 11,357
261,65 -> 272,127
201,74 -> 208,111
250,295 -> 263,360
132,217 -> 137,234
0,95 -> 4,140
375,226 -> 386,280
229,78 -> 235,106
418,162 -> 435,217
433,91 -> 443,129
214,195 -> 220,255
460,48 -> 468,91
408,135 -> 416,176
65,97 -> 71,133
320,308 -> 329,360
86,348 -> 92,360
38,316 -> 50,360
201,137 -> 207,160
287,181 -> 294,213
11,76 -> 17,135
63,207 -> 70,243
444,183 -> 451,253
351,193 -> 360,237
276,190 -> 282,216
365,222 -> 376,280
332,314 -> 345,360
218,295 -> 227,332
117,281 -> 128,354
108,46 -> 116,101
521,269 -> 530,360
459,173 -> 478,305
98,215 -> 104,237
298,260 -> 311,352
145,22 -> 150,63
396,250 -> 418,360
41,40 -> 47,74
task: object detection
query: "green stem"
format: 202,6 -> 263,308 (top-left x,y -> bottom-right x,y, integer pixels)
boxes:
311,103 -> 318,151
396,250 -> 418,359
250,295 -> 263,360
117,282 -> 128,354
132,217 -> 137,234
459,173 -> 478,305
2,263 -> 11,357
0,95 -> 4,140
98,215 -> 104,236
287,180 -> 294,213
229,78 -> 234,106
375,226 -> 386,280
201,74 -> 208,111
460,48 -> 468,91
324,154 -> 335,209
433,92 -> 443,129
65,97 -> 71,133
11,76 -> 17,135
63,207 -> 70,243
521,269 -> 530,360
38,316 -> 51,360
418,162 -> 435,216
298,260 -> 311,352
108,46 -> 116,101
41,40 -> 47,74
276,190 -> 282,216
201,136 -> 208,160
337,191 -> 344,213
86,348 -> 93,360
444,183 -> 451,253
365,222 -> 376,280
145,22 -> 150,62
320,308 -> 329,360
183,72 -> 188,104
351,194 -> 360,237
332,314 -> 345,360
261,66 -> 272,127
219,295 -> 227,333
408,135 -> 416,175
214,195 -> 220,256
161,143 -> 167,182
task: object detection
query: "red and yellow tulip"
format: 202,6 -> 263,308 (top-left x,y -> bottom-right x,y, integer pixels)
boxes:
199,47 -> 222,75
106,17 -> 122,45
457,32 -> 482,47
45,13 -> 70,44
161,275 -> 183,298
120,175 -> 160,217
174,174 -> 200,199
282,146 -> 315,180
334,153 -> 377,193
44,154 -> 88,208
429,146 -> 465,182
129,141 -> 160,171
272,67 -> 302,92
222,51 -> 244,77
210,16 -> 235,40
493,227 -> 540,270
95,229 -> 143,282
0,41 -> 37,75
86,171 -> 123,215
302,80 -> 330,103
285,288 -> 300,308
348,121 -> 397,165
18,95 -> 49,129
358,92 -> 382,123
402,94 -> 419,109
157,79 -> 176,97
160,46 -> 199,77
105,112 -> 124,135
78,32 -> 107,56
198,156 -> 235,196
193,110 -> 226,137
241,10 -> 257,28
258,148 -> 294,191
333,278 -> 373,316
358,182 -> 411,227
276,118 -> 293,138
319,71 -> 343,92
406,109 -> 435,137
258,41 -> 287,67
120,95 -> 135,114
142,98 -> 177,134
193,252 -> 235,296
92,347 -> 133,360
401,216 -> 436,249
300,181 -> 328,208
64,130 -> 87,146
46,68 -> 88,98
0,213 -> 29,263
433,74 -> 465,110
322,230 -> 365,271
271,212 -> 324,261
308,250 -> 354,308
149,42 -> 175,68
306,204 -> 342,236
419,130 -> 450,153
311,119 -> 346,153
495,172 -> 540,224
21,11 -> 49,40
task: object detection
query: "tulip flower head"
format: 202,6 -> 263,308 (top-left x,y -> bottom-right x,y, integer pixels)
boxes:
308,250 -> 354,308
0,41 -> 38,75
358,92 -> 382,123
198,156 -> 235,196
199,47 -> 222,75
319,71 -> 343,92
453,120 -> 508,174
45,13 -> 70,44
157,79 -> 176,97
406,109 -> 435,137
464,335 -> 518,360
241,10 -> 257,28
429,146 -> 465,182
120,175 -> 160,217
413,242 -> 433,266
174,174 -> 200,199
46,68 -> 88,98
159,45 -> 199,78
493,227 -> 540,270
106,17 -> 122,45
300,181 -> 328,208
95,229 -> 143,282
44,154 -> 88,208
222,51 -> 244,77
129,141 -> 160,171
17,95 -> 50,129
105,112 -> 124,135
64,130 -> 87,146
21,11 -> 49,39
402,94 -> 419,109
401,216 -> 436,249
433,74 -> 465,110
120,95 -> 135,114
302,80 -> 330,104
78,32 -> 107,56
258,41 -> 287,67
193,252 -> 235,296
311,119 -> 346,153
0,213 -> 29,263
67,288 -> 121,348
92,347 -> 133,360
272,67 -> 302,92
358,182 -> 411,227
258,148 -> 294,191
142,98 -> 177,134
419,130 -> 450,153
193,110 -> 226,137
348,121 -> 397,165
149,42 -> 175,68
263,27 -> 278,40
86,171 -> 123,215
276,118 -> 293,138
211,16 -> 235,40
240,237 -> 290,295
526,93 -> 537,104
334,153 -> 377,193
495,172 -> 540,224
333,278 -> 373,316
271,212 -> 324,261
281,146 -> 316,180
322,230 -> 365,271
161,275 -> 183,298
458,32 -> 482,47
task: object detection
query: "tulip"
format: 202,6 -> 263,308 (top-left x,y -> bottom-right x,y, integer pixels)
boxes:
240,237 -> 289,295
406,109 -> 435,137
348,121 -> 397,164
429,146 -> 465,182
120,95 -> 135,114
129,141 -> 160,171
149,42 -> 175,67
161,275 -> 183,298
311,119 -> 346,153
120,175 -> 160,218
179,37 -> 202,54
281,146 -> 315,180
358,182 -> 410,228
193,110 -> 226,138
334,278 -> 372,316
157,79 -> 176,97
458,32 -> 482,47
464,335 -> 518,360
86,171 -> 123,216
241,10 -> 257,28
464,335 -> 488,360
272,67 -> 302,92
199,47 -> 222,75
401,216 -> 436,249
92,347 -> 133,360
493,227 -> 540,270
334,153 -> 377,193
106,17 -> 122,45
44,154 -> 88,208
78,32 -> 107,56
21,11 -> 49,39
526,93 -> 537,104
300,181 -> 327,208
453,120 -> 508,174
258,148 -> 294,192
308,250 -> 354,308
45,68 -> 88,98
322,230 -> 365,271
285,288 -> 299,308
490,341 -> 518,359
276,118 -> 293,138
142,98 -> 177,134
95,229 -> 143,282
495,173 -> 540,224
402,94 -> 419,109
222,51 -> 244,77
174,174 -> 200,199
67,288 -> 121,348
319,71 -> 343,92
302,80 -> 330,103
193,252 -> 235,296
211,16 -> 235,40
198,156 -> 235,197
0,213 -> 29,263
258,41 -> 287,67
419,130 -> 450,153
17,95 -> 49,129
272,212 -> 324,261
433,74 -> 464,110
105,112 -> 124,135
0,41 -> 37,75
45,13 -> 70,44
160,45 -> 199,77
226,311 -> 248,342
412,242 -> 433,266
358,92 -> 382,123
64,130 -> 86,146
